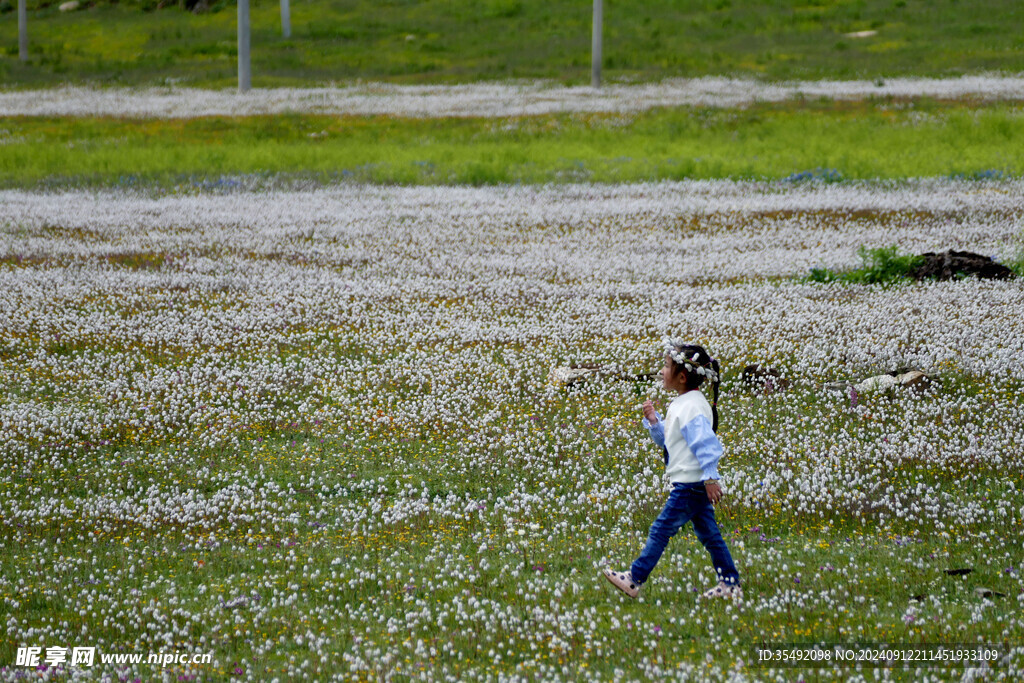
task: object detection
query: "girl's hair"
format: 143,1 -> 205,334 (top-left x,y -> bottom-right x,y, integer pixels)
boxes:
666,341 -> 721,433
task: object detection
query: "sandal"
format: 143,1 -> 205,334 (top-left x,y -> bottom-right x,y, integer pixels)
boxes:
603,568 -> 640,598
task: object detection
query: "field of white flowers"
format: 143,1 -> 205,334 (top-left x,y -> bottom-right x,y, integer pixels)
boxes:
3,76 -> 1024,119
1,179 -> 1023,681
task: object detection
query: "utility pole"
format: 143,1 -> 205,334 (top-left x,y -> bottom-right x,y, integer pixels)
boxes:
591,0 -> 603,88
281,0 -> 291,39
238,0 -> 251,91
18,0 -> 28,61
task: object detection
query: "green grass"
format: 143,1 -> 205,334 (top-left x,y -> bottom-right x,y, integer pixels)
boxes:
2,0 -> 1024,87
2,99 -> 1023,188
2,360 -> 1020,678
1008,235 -> 1024,277
807,245 -> 927,284
3,202 -> 1022,676
808,243 -> 1024,283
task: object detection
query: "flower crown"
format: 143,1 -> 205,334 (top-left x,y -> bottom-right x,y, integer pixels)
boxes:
665,339 -> 719,383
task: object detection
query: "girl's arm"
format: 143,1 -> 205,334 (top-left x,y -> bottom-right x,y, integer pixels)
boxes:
641,401 -> 668,464
641,404 -> 666,449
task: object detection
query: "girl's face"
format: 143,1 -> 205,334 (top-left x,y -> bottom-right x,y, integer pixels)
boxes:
660,355 -> 689,394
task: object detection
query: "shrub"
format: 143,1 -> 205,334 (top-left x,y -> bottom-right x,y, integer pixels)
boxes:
805,245 -> 924,284
850,245 -> 924,283
806,266 -> 840,283
1007,235 -> 1024,278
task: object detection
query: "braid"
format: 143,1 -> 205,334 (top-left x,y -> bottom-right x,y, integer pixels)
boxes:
710,357 -> 721,433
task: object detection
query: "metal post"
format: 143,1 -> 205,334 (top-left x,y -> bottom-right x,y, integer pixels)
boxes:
238,0 -> 251,91
281,0 -> 291,39
18,0 -> 28,62
591,0 -> 603,88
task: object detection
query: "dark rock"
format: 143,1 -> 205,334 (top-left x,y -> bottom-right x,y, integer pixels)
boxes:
912,250 -> 1015,281
944,567 -> 973,576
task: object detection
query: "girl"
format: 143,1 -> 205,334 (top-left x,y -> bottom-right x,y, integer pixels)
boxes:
603,341 -> 741,600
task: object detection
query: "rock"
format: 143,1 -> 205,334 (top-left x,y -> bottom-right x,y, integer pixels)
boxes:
548,364 -> 651,389
547,366 -> 600,388
58,0 -> 79,10
741,364 -> 790,392
912,250 -> 1015,281
974,587 -> 1006,598
854,374 -> 898,392
896,370 -> 931,391
845,369 -> 933,394
944,567 -> 973,576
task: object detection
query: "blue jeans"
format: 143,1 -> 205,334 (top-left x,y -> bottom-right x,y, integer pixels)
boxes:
630,481 -> 740,586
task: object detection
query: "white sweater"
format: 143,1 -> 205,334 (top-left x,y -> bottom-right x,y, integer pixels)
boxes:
643,391 -> 722,483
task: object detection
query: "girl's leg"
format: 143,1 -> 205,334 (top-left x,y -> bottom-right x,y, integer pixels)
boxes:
630,486 -> 693,584
690,498 -> 740,586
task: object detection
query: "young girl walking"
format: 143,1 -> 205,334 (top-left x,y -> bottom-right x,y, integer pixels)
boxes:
604,340 -> 741,600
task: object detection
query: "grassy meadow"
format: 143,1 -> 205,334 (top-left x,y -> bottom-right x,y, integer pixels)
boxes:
1,182 -> 1023,680
2,0 -> 1024,680
1,99 -> 1023,189
2,0 -> 1024,87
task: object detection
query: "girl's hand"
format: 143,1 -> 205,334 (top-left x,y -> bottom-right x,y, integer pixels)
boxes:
704,480 -> 723,505
642,400 -> 658,423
